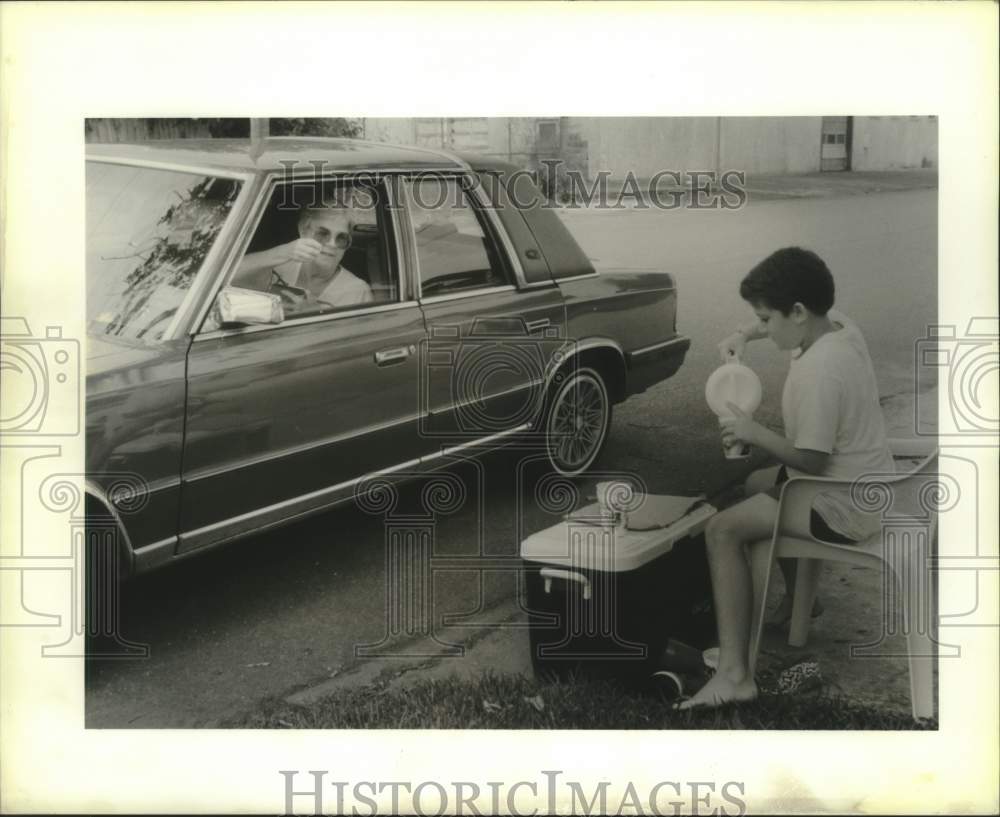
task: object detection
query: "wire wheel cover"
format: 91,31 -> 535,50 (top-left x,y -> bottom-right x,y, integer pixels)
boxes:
548,374 -> 608,470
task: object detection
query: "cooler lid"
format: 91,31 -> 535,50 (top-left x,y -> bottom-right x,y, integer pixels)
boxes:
520,501 -> 716,572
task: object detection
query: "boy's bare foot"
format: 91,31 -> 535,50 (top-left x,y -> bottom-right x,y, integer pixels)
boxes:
675,673 -> 758,711
765,595 -> 824,627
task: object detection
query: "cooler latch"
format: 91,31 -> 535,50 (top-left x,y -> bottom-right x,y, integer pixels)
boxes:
540,568 -> 592,600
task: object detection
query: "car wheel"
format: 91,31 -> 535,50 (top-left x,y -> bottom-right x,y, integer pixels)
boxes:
544,367 -> 612,476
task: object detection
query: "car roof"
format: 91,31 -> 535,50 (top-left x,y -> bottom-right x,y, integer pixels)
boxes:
85,137 -> 471,175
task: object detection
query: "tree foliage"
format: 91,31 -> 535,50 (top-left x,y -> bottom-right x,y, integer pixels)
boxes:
205,118 -> 362,139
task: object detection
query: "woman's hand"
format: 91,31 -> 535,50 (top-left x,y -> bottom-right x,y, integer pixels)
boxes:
719,402 -> 762,448
273,238 -> 322,265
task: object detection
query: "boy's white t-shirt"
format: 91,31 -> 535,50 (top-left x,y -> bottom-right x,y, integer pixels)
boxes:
782,309 -> 895,540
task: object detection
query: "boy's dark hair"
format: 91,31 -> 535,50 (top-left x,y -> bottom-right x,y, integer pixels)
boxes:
739,247 -> 835,316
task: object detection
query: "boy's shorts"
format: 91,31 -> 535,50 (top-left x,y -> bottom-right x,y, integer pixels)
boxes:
765,466 -> 857,545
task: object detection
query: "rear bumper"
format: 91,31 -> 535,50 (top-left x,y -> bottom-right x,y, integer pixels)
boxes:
624,335 -> 691,397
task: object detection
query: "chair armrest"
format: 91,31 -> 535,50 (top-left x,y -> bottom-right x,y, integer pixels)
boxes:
888,437 -> 937,459
773,475 -> 853,541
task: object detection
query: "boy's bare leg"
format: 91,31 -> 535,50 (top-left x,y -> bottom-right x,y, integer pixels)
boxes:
678,494 -> 778,710
744,465 -> 780,498
744,469 -> 823,625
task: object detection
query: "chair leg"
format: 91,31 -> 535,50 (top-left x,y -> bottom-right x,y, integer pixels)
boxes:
905,630 -> 936,720
748,540 -> 773,675
788,558 -> 822,647
896,547 -> 937,720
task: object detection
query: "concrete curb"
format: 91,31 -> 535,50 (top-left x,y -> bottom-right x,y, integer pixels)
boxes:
286,598 -> 530,706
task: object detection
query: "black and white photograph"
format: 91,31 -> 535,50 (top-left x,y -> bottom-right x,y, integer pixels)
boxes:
1,3 -> 997,816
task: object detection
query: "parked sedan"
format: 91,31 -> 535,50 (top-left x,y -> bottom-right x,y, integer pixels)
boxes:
85,138 -> 690,577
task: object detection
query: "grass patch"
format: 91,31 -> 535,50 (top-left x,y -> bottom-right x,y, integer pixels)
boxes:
223,672 -> 934,730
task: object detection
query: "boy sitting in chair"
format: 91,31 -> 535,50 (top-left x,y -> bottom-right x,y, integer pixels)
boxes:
679,246 -> 894,710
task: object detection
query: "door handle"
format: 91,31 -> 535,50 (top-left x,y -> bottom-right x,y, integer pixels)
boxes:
375,346 -> 412,366
525,318 -> 550,333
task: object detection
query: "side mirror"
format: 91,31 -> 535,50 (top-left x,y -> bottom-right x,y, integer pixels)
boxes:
213,286 -> 284,328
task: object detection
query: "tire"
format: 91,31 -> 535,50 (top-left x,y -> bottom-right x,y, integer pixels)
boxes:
543,366 -> 612,476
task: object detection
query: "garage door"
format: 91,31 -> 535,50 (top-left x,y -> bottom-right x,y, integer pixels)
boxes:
821,116 -> 851,171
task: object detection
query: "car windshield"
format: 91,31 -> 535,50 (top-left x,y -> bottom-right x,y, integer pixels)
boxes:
86,162 -> 241,341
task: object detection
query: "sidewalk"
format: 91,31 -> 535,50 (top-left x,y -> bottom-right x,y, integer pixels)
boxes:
552,168 -> 937,211
287,386 -> 939,719
743,168 -> 938,202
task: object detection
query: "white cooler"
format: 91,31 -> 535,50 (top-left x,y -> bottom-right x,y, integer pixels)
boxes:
520,499 -> 717,681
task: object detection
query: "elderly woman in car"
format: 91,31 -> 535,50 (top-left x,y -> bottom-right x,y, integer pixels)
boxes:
234,199 -> 373,310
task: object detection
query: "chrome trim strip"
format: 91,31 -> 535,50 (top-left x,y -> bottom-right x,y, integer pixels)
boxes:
139,476 -> 182,495
193,300 -> 421,342
131,536 -> 180,575
85,156 -> 255,182
518,280 -> 559,291
629,335 -> 691,360
554,272 -> 600,283
183,375 -> 537,483
176,424 -> 531,552
183,411 -> 427,483
180,456 -> 424,549
386,179 -> 409,301
428,423 -> 531,459
400,178 -> 425,296
419,285 -> 516,305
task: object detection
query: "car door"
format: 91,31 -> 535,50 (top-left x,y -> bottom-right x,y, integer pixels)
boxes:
403,174 -> 566,449
177,176 -> 426,553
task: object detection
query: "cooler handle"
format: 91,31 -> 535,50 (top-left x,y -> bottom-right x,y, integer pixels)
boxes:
540,568 -> 592,600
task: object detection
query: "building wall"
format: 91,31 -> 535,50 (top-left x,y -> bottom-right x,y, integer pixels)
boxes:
719,117 -> 824,175
361,116 -> 937,180
568,117 -> 718,180
567,117 -> 825,180
851,116 -> 937,170
362,117 -> 548,168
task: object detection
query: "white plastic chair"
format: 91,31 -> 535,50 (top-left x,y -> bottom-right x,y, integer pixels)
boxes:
748,439 -> 940,720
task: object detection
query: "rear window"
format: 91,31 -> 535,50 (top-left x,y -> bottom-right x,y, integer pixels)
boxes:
86,162 -> 241,341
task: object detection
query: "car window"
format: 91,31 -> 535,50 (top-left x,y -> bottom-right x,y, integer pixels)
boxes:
406,176 -> 509,298
223,180 -> 398,324
86,162 -> 241,341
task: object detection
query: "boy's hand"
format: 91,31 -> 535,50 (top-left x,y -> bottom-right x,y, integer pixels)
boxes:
717,330 -> 748,363
720,402 -> 761,447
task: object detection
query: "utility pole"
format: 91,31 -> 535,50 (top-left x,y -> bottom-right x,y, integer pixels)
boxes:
250,118 -> 269,159
715,117 -> 723,183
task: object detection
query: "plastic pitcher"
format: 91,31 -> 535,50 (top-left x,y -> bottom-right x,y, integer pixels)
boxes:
705,355 -> 762,459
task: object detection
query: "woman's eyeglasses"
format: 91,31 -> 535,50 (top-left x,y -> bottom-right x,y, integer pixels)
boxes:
311,225 -> 352,251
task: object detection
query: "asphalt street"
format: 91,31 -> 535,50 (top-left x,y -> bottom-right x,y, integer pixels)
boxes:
85,188 -> 937,727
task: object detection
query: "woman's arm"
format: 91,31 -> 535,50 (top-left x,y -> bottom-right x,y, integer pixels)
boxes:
231,238 -> 323,289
